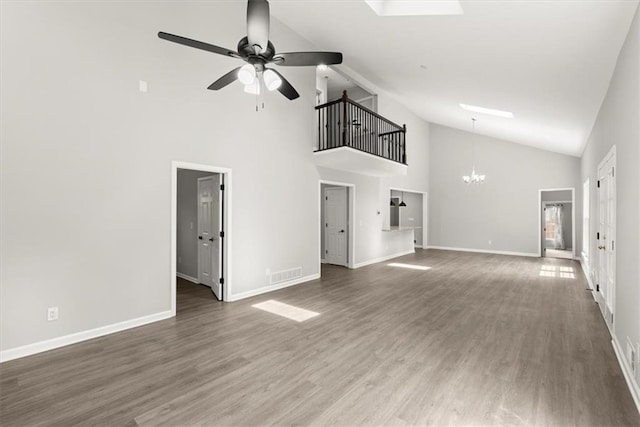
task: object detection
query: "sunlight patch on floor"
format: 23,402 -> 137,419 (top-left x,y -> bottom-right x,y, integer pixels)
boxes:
387,263 -> 432,271
252,300 -> 320,322
539,265 -> 575,279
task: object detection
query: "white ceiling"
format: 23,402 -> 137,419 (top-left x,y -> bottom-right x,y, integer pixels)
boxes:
271,0 -> 639,157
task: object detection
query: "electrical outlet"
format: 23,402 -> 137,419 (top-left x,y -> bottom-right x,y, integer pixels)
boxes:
47,307 -> 59,321
139,80 -> 147,92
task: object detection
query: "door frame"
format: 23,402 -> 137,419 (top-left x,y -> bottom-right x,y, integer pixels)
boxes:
389,187 -> 428,249
319,180 -> 356,271
596,144 -> 616,326
171,161 -> 232,314
537,188 -> 575,259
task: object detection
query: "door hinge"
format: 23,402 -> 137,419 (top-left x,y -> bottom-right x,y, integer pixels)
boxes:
219,231 -> 225,238
325,196 -> 328,200
612,167 -> 615,178
597,232 -> 600,240
612,240 -> 614,251
596,284 -> 600,292
220,277 -> 224,285
597,180 -> 600,188
325,250 -> 328,254
220,184 -> 225,191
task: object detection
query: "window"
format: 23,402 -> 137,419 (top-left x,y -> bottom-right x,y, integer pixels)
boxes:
582,179 -> 590,260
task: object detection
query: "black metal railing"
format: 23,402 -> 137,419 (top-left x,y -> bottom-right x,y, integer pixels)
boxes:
315,91 -> 407,164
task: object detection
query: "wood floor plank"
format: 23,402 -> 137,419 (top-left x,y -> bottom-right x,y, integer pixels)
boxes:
1,249 -> 638,426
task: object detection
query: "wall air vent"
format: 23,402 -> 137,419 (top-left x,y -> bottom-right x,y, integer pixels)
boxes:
270,267 -> 302,285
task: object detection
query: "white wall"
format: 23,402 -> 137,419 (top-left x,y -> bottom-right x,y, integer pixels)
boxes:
177,170 -> 215,279
0,1 -> 433,355
428,124 -> 581,255
0,1 -> 321,352
580,4 -> 640,389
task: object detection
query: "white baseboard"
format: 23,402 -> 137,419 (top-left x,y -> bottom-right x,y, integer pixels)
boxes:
353,249 -> 415,269
426,246 -> 538,258
0,310 -> 173,363
176,272 -> 199,284
579,258 -> 597,301
612,335 -> 640,414
228,273 -> 321,302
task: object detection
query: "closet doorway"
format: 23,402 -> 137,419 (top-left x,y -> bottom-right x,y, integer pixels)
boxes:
538,188 -> 575,259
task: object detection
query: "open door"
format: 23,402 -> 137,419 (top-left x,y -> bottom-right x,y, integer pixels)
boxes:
197,175 -> 223,300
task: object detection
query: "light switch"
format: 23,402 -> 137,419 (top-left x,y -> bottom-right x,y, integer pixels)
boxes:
139,80 -> 148,93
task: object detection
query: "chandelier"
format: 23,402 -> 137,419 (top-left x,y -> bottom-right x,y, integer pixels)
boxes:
462,118 -> 486,184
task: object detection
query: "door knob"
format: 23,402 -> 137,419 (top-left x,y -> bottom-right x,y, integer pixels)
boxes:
340,229 -> 345,233
598,245 -> 606,250
209,237 -> 214,242
198,236 -> 203,240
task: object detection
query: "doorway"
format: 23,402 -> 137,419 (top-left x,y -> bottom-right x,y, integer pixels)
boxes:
596,146 -> 616,327
389,188 -> 428,248
319,180 -> 355,270
538,188 -> 575,260
171,162 -> 232,315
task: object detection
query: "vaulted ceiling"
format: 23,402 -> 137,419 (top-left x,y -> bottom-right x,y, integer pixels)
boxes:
271,0 -> 639,156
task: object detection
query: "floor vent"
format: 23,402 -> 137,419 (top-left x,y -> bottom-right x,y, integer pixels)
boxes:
270,267 -> 302,285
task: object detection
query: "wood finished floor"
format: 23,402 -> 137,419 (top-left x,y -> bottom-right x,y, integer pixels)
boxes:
1,249 -> 638,426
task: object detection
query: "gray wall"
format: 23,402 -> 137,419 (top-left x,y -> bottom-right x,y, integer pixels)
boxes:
0,1 -> 432,353
580,5 -> 639,384
177,170 -> 216,279
428,124 -> 581,255
541,190 -> 572,202
0,1 -> 320,351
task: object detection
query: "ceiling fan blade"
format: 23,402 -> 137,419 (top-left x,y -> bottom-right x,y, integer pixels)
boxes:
268,69 -> 299,100
158,32 -> 240,58
246,0 -> 270,53
207,67 -> 242,90
273,52 -> 343,67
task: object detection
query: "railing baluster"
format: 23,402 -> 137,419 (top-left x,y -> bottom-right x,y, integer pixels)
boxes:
314,92 -> 406,165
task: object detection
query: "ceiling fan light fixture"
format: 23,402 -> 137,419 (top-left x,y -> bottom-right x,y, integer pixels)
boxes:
263,69 -> 282,91
238,64 -> 256,85
243,79 -> 261,95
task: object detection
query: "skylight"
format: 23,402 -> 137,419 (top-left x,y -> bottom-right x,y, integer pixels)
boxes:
365,0 -> 463,16
460,103 -> 514,119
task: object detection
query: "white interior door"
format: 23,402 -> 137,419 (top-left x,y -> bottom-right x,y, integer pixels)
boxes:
597,152 -> 616,325
198,175 -> 222,300
324,187 -> 348,266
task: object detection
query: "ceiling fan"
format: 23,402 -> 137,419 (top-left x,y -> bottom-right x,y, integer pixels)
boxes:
158,0 -> 343,100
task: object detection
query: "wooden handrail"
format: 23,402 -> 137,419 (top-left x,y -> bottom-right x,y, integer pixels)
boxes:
316,91 -> 404,130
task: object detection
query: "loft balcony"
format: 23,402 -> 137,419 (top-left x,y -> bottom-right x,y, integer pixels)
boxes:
314,91 -> 408,177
